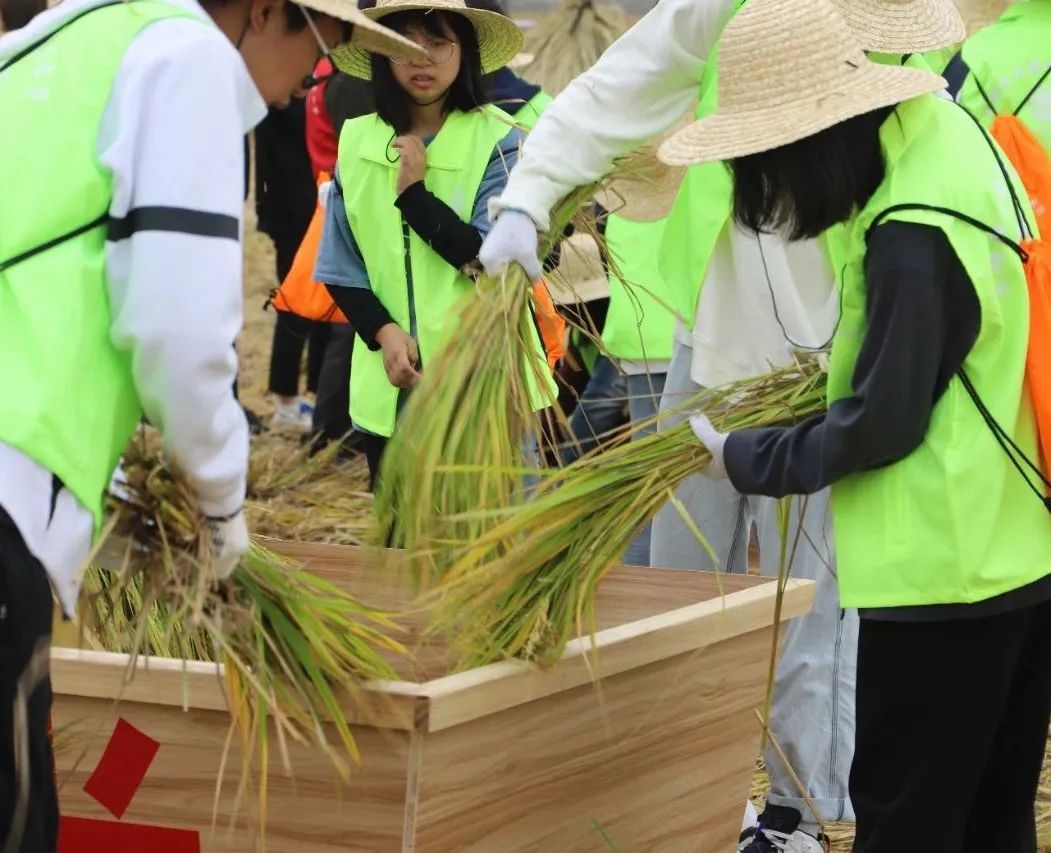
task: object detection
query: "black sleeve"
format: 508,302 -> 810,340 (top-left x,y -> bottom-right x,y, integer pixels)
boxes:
324,285 -> 395,352
724,221 -> 981,497
394,182 -> 482,269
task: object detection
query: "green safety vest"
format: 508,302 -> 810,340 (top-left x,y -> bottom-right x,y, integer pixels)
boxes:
339,107 -> 555,437
513,90 -> 554,131
830,94 -> 1051,608
602,215 -> 675,362
957,0 -> 1051,153
0,0 -> 200,528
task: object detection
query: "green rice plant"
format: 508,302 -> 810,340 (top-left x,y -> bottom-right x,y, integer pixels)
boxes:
426,359 -> 827,667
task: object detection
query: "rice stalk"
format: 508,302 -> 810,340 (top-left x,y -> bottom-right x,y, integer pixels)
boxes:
83,437 -> 409,835
372,183 -> 601,588
426,359 -> 827,667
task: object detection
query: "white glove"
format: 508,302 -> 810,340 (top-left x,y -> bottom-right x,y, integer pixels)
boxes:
204,509 -> 250,581
478,209 -> 542,281
689,414 -> 729,480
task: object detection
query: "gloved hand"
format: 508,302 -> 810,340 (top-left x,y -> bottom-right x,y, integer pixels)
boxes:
204,509 -> 250,581
479,209 -> 542,281
689,413 -> 729,480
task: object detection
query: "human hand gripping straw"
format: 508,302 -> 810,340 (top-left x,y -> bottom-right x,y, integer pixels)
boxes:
479,208 -> 543,281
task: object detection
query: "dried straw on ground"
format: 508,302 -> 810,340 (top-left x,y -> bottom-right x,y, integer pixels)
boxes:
247,433 -> 372,545
519,0 -> 636,96
428,360 -> 827,668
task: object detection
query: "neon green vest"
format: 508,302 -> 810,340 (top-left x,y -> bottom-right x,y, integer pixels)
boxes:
340,108 -> 554,437
0,0 -> 200,527
514,90 -> 553,131
602,215 -> 675,362
957,0 -> 1051,153
830,94 -> 1051,608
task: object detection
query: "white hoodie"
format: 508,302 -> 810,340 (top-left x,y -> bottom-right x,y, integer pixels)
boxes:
0,0 -> 264,614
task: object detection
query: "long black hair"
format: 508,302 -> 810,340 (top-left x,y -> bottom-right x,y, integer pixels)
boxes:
729,105 -> 896,240
370,10 -> 487,135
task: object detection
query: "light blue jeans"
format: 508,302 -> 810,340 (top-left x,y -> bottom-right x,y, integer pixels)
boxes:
650,339 -> 857,834
562,356 -> 666,565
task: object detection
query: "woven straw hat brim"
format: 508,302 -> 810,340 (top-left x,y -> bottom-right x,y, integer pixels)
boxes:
331,2 -> 523,79
298,0 -> 428,63
659,63 -> 946,167
833,0 -> 966,51
548,234 -> 610,306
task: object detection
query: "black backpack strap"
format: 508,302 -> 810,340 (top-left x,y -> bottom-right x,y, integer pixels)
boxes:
867,202 -> 1051,511
0,2 -> 130,272
942,51 -> 971,100
1014,63 -> 1051,118
0,0 -> 126,71
0,212 -> 108,274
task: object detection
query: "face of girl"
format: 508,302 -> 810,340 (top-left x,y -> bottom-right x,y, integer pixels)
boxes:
389,20 -> 462,103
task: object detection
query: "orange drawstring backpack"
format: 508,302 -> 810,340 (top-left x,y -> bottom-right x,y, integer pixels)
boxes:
270,172 -> 349,324
869,106 -> 1051,506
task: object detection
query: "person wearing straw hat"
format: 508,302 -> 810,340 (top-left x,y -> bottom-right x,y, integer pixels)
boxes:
315,0 -> 544,486
480,0 -> 964,849
659,0 -> 1051,849
0,2 -> 420,848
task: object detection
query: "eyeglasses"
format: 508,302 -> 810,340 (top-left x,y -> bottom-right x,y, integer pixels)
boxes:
390,37 -> 458,66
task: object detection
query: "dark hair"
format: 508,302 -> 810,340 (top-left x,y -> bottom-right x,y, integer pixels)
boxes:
464,0 -> 507,16
369,9 -> 487,135
729,106 -> 895,240
0,0 -> 46,30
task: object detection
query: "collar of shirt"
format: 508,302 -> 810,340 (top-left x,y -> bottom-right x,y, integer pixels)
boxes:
0,0 -> 266,132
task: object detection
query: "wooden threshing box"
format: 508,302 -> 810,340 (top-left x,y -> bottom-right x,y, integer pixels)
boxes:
52,542 -> 813,852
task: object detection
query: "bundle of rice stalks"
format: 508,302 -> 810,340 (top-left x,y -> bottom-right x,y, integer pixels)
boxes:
84,437 -> 407,828
519,0 -> 636,95
372,183 -> 601,587
428,359 -> 827,668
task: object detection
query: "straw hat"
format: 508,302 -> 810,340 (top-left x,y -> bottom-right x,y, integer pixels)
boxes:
658,0 -> 947,167
955,0 -> 1011,33
547,233 -> 610,306
331,0 -> 524,79
300,0 -> 429,63
832,0 -> 966,52
593,113 -> 693,223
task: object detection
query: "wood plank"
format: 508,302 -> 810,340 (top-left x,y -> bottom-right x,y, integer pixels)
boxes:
413,627 -> 774,852
422,578 -> 812,733
53,696 -> 413,852
50,648 -> 425,731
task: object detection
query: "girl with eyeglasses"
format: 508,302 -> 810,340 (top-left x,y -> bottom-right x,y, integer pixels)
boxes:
315,0 -> 546,487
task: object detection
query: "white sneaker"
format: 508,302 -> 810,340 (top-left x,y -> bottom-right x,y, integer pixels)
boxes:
742,801 -> 760,835
270,398 -> 314,433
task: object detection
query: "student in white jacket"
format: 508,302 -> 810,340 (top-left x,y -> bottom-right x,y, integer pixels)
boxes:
0,3 -> 420,849
479,1 -> 964,850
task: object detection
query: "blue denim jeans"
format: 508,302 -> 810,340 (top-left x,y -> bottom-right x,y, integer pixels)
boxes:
562,356 -> 666,565
650,339 -> 857,833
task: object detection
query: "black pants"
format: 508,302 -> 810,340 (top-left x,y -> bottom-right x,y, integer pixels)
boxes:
312,322 -> 354,441
851,600 -> 1051,853
268,312 -> 330,398
363,433 -> 387,492
267,230 -> 330,399
0,511 -> 58,853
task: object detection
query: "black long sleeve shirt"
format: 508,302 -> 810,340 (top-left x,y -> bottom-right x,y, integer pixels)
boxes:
725,221 -> 1051,619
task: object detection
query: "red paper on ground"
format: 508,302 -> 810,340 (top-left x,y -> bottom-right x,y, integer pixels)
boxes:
82,717 -> 160,819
